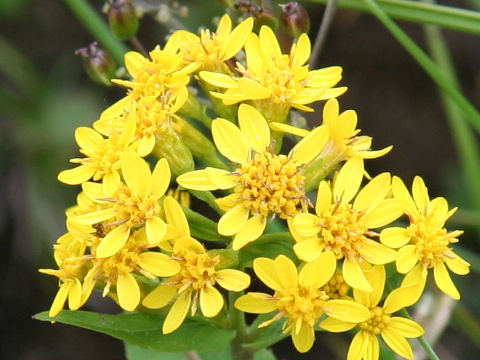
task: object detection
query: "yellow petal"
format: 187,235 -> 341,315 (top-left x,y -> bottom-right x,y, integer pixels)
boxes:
238,104 -> 270,153
445,253 -> 470,275
232,214 -> 266,250
102,171 -> 120,197
359,239 -> 396,265
291,321 -> 315,353
364,198 -> 404,228
67,278 -> 82,310
121,149 -> 151,199
274,255 -> 298,289
49,282 -> 70,317
290,34 -> 311,69
124,51 -> 147,78
353,172 -> 391,212
71,208 -> 116,225
198,71 -> 238,88
269,122 -> 309,137
138,252 -> 180,277
347,331 -> 369,360
293,238 -> 323,262
323,99 -> 339,127
392,176 -> 417,215
205,167 -> 238,189
163,196 -> 190,237
433,262 -> 460,299
323,299 -> 371,323
254,257 -> 283,291
412,176 -> 429,214
58,165 -> 96,185
81,181 -> 104,201
381,327 -> 413,359
290,125 -> 329,164
215,193 -> 240,212
380,227 -> 410,248
354,265 -> 385,308
237,77 -> 271,100
343,258 -> 372,292
334,157 -> 364,204
75,127 -> 103,153
396,245 -> 418,274
151,158 -> 170,197
146,217 -> 167,245
292,213 -> 319,238
200,286 -> 224,318
212,118 -> 250,164
221,17 -> 254,60
117,272 -> 140,311
96,224 -> 130,258
142,284 -> 177,309
163,290 -> 192,334
334,109 -> 357,140
177,169 -> 218,191
137,133 -> 155,157
319,317 -> 356,332
259,25 -> 281,60
218,204 -> 249,236
299,250 -> 336,287
316,181 -> 332,215
215,269 -> 250,291
234,292 -> 277,314
389,317 -> 424,338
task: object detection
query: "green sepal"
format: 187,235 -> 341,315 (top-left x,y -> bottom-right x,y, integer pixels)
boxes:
244,314 -> 288,350
182,206 -> 229,243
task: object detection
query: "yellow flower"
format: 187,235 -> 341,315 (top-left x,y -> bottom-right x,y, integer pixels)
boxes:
320,265 -> 424,360
380,176 -> 470,300
271,98 -> 392,161
82,231 -> 180,312
39,233 -> 89,317
167,14 -> 253,71
199,25 -> 346,121
143,196 -> 250,334
291,157 -> 403,291
58,111 -> 136,194
71,150 -> 171,258
235,254 -> 371,353
177,104 -> 330,250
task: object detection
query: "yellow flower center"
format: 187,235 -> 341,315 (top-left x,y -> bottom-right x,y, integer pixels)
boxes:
359,306 -> 391,335
80,140 -> 124,180
406,216 -> 456,269
321,273 -> 350,299
111,185 -> 161,227
134,98 -> 170,138
101,238 -> 140,278
233,152 -> 306,218
275,285 -> 329,329
175,250 -> 220,291
317,202 -> 370,260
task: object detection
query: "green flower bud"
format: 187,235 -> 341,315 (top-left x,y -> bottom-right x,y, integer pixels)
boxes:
75,42 -> 116,86
108,0 -> 139,40
234,1 -> 278,31
279,2 -> 310,37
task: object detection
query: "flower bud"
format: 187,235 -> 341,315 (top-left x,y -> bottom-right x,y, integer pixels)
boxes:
108,0 -> 139,40
279,2 -> 310,37
75,42 -> 116,86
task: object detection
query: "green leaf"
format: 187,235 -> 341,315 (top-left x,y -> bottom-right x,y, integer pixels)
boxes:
125,342 -> 185,360
183,207 -> 229,243
34,310 -> 235,352
308,0 -> 480,37
244,314 -> 288,349
254,349 -> 277,360
239,232 -> 295,268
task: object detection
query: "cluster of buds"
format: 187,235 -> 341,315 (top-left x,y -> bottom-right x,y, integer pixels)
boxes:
42,9 -> 470,360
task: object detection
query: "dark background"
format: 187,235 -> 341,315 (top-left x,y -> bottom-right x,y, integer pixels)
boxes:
1,0 -> 480,359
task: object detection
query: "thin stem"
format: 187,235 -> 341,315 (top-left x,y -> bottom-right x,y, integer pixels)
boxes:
400,309 -> 441,360
63,0 -> 129,65
311,0 -> 339,67
130,36 -> 148,57
228,292 -> 253,360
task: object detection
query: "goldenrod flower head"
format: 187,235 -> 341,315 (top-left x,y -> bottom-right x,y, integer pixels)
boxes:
83,233 -> 180,312
320,265 -> 424,360
71,150 -> 171,258
291,157 -> 403,291
200,25 -> 346,120
58,112 -> 136,193
143,196 -> 250,334
177,104 -> 330,250
321,272 -> 351,300
271,98 -> 392,161
380,176 -> 470,300
167,14 -> 253,71
235,254 -> 371,353
39,234 -> 89,317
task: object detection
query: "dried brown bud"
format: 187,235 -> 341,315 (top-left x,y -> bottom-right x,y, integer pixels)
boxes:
279,2 -> 310,37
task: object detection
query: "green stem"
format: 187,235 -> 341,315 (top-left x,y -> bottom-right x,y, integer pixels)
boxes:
400,309 -> 441,360
229,292 -> 253,360
361,0 -> 480,136
63,0 -> 129,65
421,0 -> 480,221
307,0 -> 480,37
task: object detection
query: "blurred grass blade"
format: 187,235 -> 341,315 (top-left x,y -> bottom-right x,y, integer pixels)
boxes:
63,0 -> 129,65
308,0 -> 480,36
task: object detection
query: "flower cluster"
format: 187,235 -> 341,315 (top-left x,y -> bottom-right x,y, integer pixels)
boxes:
41,13 -> 470,360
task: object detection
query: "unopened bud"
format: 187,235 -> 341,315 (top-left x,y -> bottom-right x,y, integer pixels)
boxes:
279,2 -> 310,37
234,1 -> 278,30
108,0 -> 139,40
75,42 -> 116,86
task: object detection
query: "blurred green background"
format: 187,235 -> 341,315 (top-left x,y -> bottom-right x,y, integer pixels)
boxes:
1,0 -> 480,359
